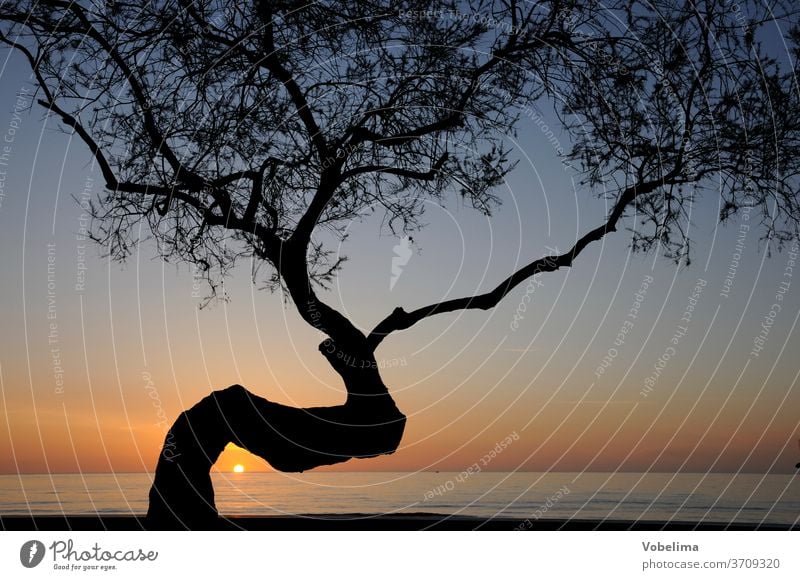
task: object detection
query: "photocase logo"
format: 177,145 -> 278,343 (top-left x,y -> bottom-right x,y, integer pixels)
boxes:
20,540 -> 46,568
390,235 -> 413,290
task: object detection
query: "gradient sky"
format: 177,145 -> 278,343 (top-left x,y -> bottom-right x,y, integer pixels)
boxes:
1,38 -> 799,476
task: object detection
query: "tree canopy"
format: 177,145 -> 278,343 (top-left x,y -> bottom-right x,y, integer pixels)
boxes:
2,0 -> 799,350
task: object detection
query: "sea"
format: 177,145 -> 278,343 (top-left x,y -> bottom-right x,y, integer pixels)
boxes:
0,472 -> 797,526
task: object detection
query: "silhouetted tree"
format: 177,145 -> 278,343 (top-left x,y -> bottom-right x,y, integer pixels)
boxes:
2,0 -> 799,528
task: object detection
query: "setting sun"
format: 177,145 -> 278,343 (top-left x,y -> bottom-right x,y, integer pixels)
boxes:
233,464 -> 245,473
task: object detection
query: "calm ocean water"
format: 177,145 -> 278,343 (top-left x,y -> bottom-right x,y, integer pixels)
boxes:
0,472 -> 797,525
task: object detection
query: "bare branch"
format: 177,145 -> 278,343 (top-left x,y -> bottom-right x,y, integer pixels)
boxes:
342,153 -> 449,181
367,175 -> 671,349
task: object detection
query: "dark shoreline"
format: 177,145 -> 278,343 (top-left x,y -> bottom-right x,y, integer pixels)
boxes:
2,514 -> 796,531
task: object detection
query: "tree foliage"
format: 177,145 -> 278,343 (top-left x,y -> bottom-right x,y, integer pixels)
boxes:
2,0 -> 799,346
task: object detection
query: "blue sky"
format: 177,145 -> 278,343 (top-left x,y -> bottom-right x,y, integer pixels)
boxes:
1,39 -> 799,475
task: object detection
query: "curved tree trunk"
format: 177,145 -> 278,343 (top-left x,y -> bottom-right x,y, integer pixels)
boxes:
146,341 -> 406,529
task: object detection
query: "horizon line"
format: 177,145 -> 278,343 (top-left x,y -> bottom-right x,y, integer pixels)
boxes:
1,469 -> 794,476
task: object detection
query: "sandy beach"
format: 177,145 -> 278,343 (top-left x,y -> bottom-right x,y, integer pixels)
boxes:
2,514 -> 796,531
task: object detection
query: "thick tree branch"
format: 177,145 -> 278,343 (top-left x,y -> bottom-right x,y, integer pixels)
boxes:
50,1 -> 198,186
289,168 -> 343,241
0,31 -> 124,194
341,153 -> 449,181
367,175 -> 670,350
243,158 -> 277,225
255,0 -> 329,162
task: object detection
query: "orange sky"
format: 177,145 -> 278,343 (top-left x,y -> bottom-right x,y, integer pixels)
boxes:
1,49 -> 799,476
1,240 -> 798,475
